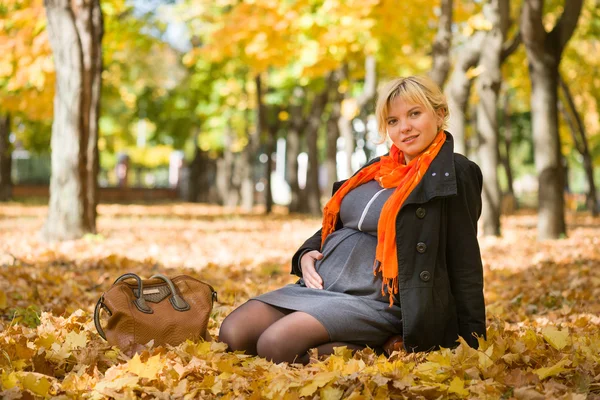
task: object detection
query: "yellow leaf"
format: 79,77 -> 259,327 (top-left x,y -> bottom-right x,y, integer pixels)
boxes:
299,371 -> 338,397
534,358 -> 571,380
321,384 -> 343,400
1,371 -> 19,390
127,354 -> 162,380
0,290 -> 7,309
64,331 -> 87,350
448,377 -> 469,398
21,372 -> 51,396
541,327 -> 569,350
478,344 -> 494,369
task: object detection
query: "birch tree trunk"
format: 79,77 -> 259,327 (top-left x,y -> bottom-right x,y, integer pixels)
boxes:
521,0 -> 583,239
0,113 -> 11,201
429,0 -> 453,88
43,0 -> 103,241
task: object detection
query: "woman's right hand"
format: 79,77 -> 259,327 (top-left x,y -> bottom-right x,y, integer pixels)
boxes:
300,250 -> 324,289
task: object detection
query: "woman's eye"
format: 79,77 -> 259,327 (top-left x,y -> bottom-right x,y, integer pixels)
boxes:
410,111 -> 421,117
387,119 -> 397,125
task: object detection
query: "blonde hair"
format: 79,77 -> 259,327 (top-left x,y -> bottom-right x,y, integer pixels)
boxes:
375,75 -> 449,141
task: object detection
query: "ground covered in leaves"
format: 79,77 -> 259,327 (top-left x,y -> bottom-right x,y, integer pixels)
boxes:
0,202 -> 599,399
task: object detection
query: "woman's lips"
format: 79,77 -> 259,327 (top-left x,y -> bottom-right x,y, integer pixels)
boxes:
403,134 -> 419,143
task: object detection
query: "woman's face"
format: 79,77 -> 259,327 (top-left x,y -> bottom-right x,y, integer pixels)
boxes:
386,97 -> 443,164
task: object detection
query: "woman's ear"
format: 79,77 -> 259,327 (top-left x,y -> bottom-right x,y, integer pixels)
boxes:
435,108 -> 446,130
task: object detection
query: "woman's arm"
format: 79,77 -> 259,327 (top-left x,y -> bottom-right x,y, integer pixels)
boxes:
290,179 -> 347,277
446,159 -> 486,349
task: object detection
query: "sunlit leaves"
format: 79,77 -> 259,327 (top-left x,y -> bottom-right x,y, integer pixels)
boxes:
1,206 -> 600,398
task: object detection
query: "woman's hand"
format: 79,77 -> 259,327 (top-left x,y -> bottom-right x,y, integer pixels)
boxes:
300,250 -> 324,289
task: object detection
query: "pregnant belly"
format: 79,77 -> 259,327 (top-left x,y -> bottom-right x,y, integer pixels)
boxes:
315,228 -> 382,297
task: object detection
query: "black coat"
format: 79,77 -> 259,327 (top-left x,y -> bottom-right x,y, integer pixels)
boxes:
291,133 -> 486,352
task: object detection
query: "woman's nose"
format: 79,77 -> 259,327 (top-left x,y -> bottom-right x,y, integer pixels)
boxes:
399,119 -> 411,133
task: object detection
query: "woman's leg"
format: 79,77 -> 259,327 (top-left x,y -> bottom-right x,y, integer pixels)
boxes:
256,312 -> 330,364
219,300 -> 291,355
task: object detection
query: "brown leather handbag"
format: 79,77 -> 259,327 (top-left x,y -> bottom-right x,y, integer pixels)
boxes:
94,273 -> 217,351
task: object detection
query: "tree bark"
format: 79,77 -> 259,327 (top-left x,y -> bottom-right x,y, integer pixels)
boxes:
521,0 -> 583,239
240,75 -> 262,211
325,75 -> 344,197
501,91 -> 516,200
303,74 -> 335,216
475,0 -> 510,236
264,107 -> 280,214
445,31 -> 485,155
429,0 -> 453,88
217,124 -> 240,207
43,0 -> 103,241
286,87 -> 305,213
0,113 -> 11,201
558,77 -> 598,216
338,56 -> 376,178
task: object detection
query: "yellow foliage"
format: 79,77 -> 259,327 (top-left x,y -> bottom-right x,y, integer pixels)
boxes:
1,208 -> 600,399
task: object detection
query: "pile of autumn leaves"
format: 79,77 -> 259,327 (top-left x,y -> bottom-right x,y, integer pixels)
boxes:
0,206 -> 599,399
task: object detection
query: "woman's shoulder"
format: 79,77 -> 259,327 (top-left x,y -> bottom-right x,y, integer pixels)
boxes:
453,153 -> 483,185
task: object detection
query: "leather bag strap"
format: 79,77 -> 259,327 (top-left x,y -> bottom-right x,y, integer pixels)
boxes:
94,296 -> 108,340
150,274 -> 190,311
114,273 -> 153,314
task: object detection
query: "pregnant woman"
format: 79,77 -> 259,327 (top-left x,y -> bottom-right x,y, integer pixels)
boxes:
219,75 -> 486,364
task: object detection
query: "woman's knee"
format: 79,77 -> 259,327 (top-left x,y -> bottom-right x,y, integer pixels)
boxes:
219,314 -> 249,352
256,328 -> 290,363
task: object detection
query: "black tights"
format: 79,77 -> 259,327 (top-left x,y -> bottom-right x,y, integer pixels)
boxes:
218,300 -> 365,364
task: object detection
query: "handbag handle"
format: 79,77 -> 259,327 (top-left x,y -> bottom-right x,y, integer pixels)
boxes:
150,274 -> 190,311
114,273 -> 153,314
94,296 -> 109,340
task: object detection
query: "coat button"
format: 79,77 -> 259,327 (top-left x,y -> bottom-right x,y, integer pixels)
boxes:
416,207 -> 426,219
416,242 -> 427,253
420,271 -> 431,282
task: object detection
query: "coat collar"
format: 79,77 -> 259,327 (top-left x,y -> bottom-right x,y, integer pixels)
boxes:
403,131 -> 458,206
360,131 -> 458,206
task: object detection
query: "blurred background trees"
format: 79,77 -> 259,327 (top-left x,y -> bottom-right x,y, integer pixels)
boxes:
0,0 -> 598,241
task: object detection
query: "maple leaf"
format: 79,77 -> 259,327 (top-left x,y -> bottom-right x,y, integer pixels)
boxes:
299,371 -> 339,397
448,376 -> 470,397
533,358 -> 571,380
541,326 -> 570,350
127,353 -> 163,380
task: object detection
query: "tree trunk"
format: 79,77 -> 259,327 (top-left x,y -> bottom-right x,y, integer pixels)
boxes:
429,0 -> 453,88
217,124 -> 240,207
558,75 -> 598,216
240,76 -> 262,211
0,113 -> 11,201
43,0 -> 103,241
264,107 -> 280,214
325,78 -> 343,197
500,90 -> 517,208
521,0 -> 583,240
475,0 -> 509,237
338,56 -> 376,178
286,87 -> 305,213
303,74 -> 335,216
445,31 -> 485,155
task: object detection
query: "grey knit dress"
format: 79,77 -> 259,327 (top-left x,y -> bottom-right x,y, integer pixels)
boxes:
254,180 -> 402,347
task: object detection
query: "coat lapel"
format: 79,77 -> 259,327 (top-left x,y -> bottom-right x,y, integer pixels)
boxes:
402,132 -> 458,207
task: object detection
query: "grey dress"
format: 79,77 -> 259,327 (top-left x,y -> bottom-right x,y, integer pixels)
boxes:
254,180 -> 402,347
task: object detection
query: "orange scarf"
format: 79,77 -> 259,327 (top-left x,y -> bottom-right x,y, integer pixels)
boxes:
321,131 -> 446,305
